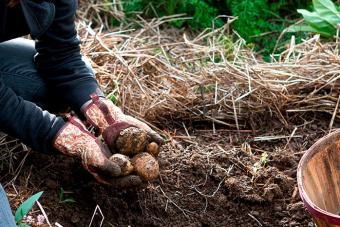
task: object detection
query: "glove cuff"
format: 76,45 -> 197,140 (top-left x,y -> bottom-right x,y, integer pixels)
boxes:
52,116 -> 97,156
81,93 -> 123,133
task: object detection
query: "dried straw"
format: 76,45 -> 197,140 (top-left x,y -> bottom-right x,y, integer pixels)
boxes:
77,15 -> 340,130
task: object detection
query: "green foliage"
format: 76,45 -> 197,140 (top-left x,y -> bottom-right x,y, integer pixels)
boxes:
15,191 -> 43,227
252,152 -> 269,174
116,0 -> 314,59
288,0 -> 340,37
121,0 -> 223,29
107,85 -> 119,104
58,188 -> 76,204
227,0 -> 269,38
227,0 -> 312,57
122,0 -> 144,13
98,0 -> 333,59
177,0 -> 223,29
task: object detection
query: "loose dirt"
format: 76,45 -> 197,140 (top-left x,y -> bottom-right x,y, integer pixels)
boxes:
2,119 -> 336,227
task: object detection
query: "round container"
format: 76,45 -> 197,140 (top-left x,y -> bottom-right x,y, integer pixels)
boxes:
297,130 -> 340,227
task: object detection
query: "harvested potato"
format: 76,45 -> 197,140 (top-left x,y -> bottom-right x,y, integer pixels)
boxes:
116,127 -> 148,156
146,142 -> 159,157
132,153 -> 159,181
109,154 -> 134,176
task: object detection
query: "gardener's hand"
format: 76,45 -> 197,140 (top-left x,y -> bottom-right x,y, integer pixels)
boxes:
53,117 -> 120,184
53,117 -> 142,187
81,94 -> 164,154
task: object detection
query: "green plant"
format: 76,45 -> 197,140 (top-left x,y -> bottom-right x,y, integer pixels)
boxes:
121,0 -> 223,29
15,191 -> 43,227
110,0 -> 314,58
252,152 -> 269,174
288,0 -> 340,37
122,0 -> 144,14
107,88 -> 119,104
58,188 -> 76,204
176,0 -> 224,29
227,0 -> 311,58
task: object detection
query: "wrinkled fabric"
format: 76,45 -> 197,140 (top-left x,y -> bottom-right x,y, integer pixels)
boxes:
32,0 -> 104,110
0,0 -> 29,41
0,0 -> 104,153
54,117 -> 95,156
83,98 -> 124,133
0,38 -> 64,154
54,117 -> 122,182
20,0 -> 55,39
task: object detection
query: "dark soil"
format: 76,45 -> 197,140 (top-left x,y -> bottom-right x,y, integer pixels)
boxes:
2,119 -> 338,227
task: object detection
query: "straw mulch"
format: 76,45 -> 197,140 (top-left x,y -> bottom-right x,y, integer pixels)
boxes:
78,16 -> 340,131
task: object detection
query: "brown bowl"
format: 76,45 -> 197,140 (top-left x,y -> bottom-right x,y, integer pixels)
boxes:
297,130 -> 340,227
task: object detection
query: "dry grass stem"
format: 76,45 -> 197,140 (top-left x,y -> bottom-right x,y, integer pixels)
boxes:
76,17 -> 339,130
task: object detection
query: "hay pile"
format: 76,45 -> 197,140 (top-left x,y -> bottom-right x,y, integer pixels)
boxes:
77,16 -> 340,131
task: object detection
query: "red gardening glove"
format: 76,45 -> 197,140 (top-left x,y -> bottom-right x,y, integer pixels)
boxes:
53,117 -> 142,187
81,94 -> 164,154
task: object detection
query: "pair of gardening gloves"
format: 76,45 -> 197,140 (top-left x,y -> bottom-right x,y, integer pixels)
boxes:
52,94 -> 163,188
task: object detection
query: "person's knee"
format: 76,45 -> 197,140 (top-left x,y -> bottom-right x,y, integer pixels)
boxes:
0,38 -> 50,106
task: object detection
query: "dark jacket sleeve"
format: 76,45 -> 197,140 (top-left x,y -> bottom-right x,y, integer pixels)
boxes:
34,0 -> 103,111
0,81 -> 65,154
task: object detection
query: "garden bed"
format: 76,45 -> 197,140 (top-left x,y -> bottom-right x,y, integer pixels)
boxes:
1,13 -> 340,227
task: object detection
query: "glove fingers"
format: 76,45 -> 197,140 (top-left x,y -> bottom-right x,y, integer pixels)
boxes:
110,175 -> 143,188
148,131 -> 165,145
125,116 -> 164,145
90,158 -> 122,178
100,143 -> 113,159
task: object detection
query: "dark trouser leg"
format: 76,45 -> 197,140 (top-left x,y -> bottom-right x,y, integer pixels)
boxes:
0,38 -> 96,223
0,38 -> 51,109
0,38 -> 48,226
0,38 -> 95,111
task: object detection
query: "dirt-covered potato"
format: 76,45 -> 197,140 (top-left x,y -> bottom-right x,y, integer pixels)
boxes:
116,127 -> 149,156
109,154 -> 134,176
146,142 -> 159,157
132,153 -> 159,181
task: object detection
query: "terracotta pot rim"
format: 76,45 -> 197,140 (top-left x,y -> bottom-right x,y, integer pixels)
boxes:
297,129 -> 340,225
